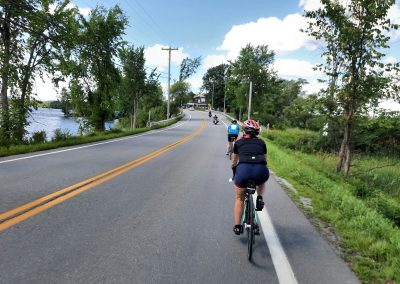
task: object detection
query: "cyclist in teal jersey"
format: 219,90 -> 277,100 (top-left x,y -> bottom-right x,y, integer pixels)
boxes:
226,120 -> 240,155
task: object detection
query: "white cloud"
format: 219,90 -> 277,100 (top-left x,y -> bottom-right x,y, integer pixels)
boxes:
388,3 -> 400,41
203,55 -> 228,70
144,44 -> 189,72
217,14 -> 319,59
274,58 -> 325,94
274,58 -> 321,78
50,3 -> 91,17
187,75 -> 203,91
299,0 -> 322,11
379,100 -> 400,111
302,80 -> 326,94
383,56 -> 398,64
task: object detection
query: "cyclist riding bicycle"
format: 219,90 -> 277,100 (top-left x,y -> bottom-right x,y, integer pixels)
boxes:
231,119 -> 270,235
213,114 -> 219,124
226,120 -> 240,155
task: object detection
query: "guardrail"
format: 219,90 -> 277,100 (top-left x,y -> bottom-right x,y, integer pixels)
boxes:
147,112 -> 184,127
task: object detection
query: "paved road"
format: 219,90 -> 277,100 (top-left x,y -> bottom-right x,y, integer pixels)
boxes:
0,110 -> 359,283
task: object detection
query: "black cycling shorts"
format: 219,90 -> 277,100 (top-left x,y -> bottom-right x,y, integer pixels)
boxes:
234,163 -> 270,188
227,134 -> 238,142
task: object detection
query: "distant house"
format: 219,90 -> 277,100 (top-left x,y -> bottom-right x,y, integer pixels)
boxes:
193,94 -> 207,109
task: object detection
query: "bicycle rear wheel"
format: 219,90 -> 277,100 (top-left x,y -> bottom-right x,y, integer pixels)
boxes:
246,197 -> 254,260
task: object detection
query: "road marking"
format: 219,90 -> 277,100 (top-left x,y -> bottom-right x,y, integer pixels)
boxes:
0,114 -> 192,164
0,119 -> 205,232
253,195 -> 298,284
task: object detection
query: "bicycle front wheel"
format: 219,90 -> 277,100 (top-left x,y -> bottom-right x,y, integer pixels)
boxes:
246,197 -> 254,261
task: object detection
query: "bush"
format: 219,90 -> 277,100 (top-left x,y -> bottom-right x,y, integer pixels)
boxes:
264,128 -> 323,153
30,131 -> 47,144
52,128 -> 72,142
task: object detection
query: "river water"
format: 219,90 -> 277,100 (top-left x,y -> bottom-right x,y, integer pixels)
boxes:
27,108 -> 114,140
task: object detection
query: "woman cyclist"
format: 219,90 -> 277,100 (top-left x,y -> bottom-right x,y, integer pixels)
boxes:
231,119 -> 270,235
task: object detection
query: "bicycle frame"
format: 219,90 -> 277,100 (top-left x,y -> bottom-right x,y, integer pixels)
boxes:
240,180 -> 259,260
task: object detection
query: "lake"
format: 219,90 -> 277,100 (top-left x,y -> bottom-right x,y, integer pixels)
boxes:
27,108 -> 114,140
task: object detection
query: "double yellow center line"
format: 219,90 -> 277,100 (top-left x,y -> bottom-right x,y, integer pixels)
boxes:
0,120 -> 206,232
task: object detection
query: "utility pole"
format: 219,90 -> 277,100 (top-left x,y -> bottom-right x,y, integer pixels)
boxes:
212,81 -> 215,110
162,47 -> 178,119
248,81 -> 252,119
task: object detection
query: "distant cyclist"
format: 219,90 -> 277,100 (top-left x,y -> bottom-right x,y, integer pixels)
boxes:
226,120 -> 240,155
213,114 -> 219,125
231,119 -> 270,235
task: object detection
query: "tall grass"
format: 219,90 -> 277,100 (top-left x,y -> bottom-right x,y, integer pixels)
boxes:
261,133 -> 400,283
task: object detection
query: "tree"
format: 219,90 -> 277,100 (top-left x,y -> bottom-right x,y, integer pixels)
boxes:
170,80 -> 190,107
202,63 -> 228,110
228,44 -> 277,120
0,0 -> 79,144
0,0 -> 27,144
179,56 -> 201,81
119,45 -> 146,128
70,5 -> 127,131
303,0 -> 400,175
118,45 -> 162,128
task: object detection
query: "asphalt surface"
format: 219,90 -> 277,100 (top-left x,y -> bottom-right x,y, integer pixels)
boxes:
0,110 -> 360,283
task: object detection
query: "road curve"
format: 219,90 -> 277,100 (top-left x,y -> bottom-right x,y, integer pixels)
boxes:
0,110 -> 359,283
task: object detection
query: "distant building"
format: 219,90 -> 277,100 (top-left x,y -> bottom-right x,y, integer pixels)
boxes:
193,94 -> 207,109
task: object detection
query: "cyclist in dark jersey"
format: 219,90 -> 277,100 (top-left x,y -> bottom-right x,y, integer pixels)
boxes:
231,119 -> 270,235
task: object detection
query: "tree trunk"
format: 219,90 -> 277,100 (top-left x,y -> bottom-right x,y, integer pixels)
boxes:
130,113 -> 133,129
132,99 -> 137,129
0,12 -> 12,142
337,118 -> 351,175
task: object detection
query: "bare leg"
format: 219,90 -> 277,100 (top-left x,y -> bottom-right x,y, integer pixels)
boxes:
226,141 -> 232,153
234,186 -> 245,224
256,182 -> 266,196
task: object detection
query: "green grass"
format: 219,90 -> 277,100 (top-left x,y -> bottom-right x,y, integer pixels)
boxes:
0,118 -> 180,157
261,133 -> 400,283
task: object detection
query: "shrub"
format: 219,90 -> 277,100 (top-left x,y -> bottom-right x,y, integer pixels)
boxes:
52,128 -> 72,142
264,128 -> 323,153
30,131 -> 47,144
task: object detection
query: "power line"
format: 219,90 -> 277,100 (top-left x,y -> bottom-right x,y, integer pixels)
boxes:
131,0 -> 170,44
119,0 -> 170,44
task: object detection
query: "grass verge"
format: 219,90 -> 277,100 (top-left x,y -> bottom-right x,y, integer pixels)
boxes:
261,134 -> 400,283
0,118 -> 181,157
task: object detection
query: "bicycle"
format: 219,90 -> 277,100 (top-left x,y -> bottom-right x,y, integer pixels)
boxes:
241,179 -> 260,260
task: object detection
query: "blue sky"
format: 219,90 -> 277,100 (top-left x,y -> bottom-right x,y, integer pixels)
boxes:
39,0 -> 400,110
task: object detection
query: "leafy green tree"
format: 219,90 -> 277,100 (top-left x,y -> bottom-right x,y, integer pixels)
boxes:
303,0 -> 400,175
0,0 -> 79,144
118,45 -> 163,128
119,45 -> 146,128
228,44 -> 277,120
170,80 -> 190,107
202,63 -> 228,110
70,5 -> 127,131
283,93 -> 323,130
59,87 -> 72,115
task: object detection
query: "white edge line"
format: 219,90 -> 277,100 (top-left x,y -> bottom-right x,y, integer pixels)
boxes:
0,113 -> 192,164
253,195 -> 298,284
